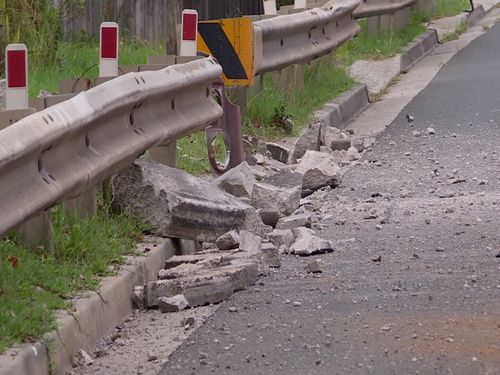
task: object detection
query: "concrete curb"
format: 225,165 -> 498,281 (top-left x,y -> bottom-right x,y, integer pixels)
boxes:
400,29 -> 439,73
314,84 -> 370,129
467,4 -> 486,24
0,238 -> 176,375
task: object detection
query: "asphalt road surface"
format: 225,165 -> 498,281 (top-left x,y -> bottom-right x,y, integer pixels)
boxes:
160,23 -> 500,375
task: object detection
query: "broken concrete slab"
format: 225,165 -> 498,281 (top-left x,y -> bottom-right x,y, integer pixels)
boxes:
276,213 -> 312,230
295,150 -> 342,193
144,279 -> 183,308
182,277 -> 234,307
251,170 -> 303,217
267,229 -> 294,251
289,236 -> 334,256
239,205 -> 273,237
290,122 -> 321,163
214,161 -> 256,198
164,253 -> 223,269
158,295 -> 189,313
158,263 -> 206,280
239,230 -> 262,255
266,141 -> 291,164
261,242 -> 281,268
111,158 -> 250,242
215,230 -> 240,250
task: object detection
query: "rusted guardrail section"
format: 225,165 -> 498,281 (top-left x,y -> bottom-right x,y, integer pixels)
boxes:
352,0 -> 417,18
0,57 -> 223,237
253,0 -> 361,75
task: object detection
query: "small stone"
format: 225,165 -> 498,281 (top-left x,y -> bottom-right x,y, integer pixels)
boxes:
495,252 -> 500,258
406,114 -> 414,122
306,260 -> 323,273
371,255 -> 382,262
158,295 -> 189,313
132,286 -> 145,310
215,230 -> 240,250
228,307 -> 238,313
347,146 -> 361,161
412,130 -> 421,137
147,353 -> 158,362
427,127 -> 435,135
72,349 -> 93,368
381,324 -> 391,331
425,218 -> 431,225
435,247 -> 445,252
292,301 -> 302,307
182,316 -> 196,328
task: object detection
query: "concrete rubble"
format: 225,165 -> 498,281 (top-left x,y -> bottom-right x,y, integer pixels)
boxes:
158,295 -> 189,313
294,150 -> 343,194
215,230 -> 240,250
111,158 -> 250,242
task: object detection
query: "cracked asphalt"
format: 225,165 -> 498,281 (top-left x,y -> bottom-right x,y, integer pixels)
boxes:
159,23 -> 500,375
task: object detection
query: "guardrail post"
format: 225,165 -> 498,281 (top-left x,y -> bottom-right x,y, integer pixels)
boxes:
367,7 -> 411,36
271,64 -> 305,92
2,46 -> 54,250
414,0 -> 435,17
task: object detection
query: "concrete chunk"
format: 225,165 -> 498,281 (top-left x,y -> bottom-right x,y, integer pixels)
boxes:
289,227 -> 334,256
267,229 -> 294,250
261,242 -> 281,268
295,150 -> 342,193
239,206 -> 273,237
276,213 -> 312,230
215,230 -> 240,250
111,158 -> 249,242
239,230 -> 262,255
252,170 -> 303,217
158,295 -> 189,313
215,161 -> 256,198
290,122 -> 321,163
144,279 -> 183,308
182,277 -> 234,307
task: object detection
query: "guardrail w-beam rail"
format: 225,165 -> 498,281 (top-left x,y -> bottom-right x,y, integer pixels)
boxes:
253,0 -> 361,75
0,58 -> 223,237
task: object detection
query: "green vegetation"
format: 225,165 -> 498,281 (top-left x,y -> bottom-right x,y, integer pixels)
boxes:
0,207 -> 143,353
30,39 -> 164,97
336,11 -> 428,64
435,0 -> 471,18
243,59 -> 354,140
441,21 -> 468,41
0,0 -> 61,72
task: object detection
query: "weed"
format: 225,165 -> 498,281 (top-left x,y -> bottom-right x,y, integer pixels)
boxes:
336,11 -> 428,64
0,207 -> 142,353
434,0 -> 471,18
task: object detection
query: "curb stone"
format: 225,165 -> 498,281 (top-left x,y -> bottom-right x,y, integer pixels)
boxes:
314,84 -> 370,129
400,29 -> 439,73
0,237 -> 176,375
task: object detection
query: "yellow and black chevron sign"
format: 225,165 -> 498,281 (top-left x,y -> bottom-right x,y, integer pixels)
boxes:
197,17 -> 254,87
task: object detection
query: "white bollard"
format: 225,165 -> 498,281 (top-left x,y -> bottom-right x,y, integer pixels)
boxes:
99,22 -> 119,77
263,0 -> 278,15
294,0 -> 307,9
180,9 -> 198,57
5,44 -> 28,110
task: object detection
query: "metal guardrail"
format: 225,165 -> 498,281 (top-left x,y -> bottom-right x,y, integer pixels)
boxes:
352,0 -> 417,18
0,57 -> 223,237
253,0 -> 361,75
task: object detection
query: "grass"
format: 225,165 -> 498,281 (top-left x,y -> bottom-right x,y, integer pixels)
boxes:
243,59 -> 355,140
441,21 -> 469,41
336,11 -> 429,64
29,38 -> 165,97
0,207 -> 143,353
435,0 -> 471,18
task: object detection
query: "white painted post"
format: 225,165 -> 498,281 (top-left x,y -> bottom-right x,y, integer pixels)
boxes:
99,22 -> 119,77
180,9 -> 198,57
5,44 -> 28,110
294,0 -> 307,9
263,0 -> 278,15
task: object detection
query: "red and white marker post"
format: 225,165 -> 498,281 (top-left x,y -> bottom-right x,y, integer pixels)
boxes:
180,10 -> 198,57
263,0 -> 278,15
294,0 -> 307,9
5,44 -> 28,110
99,22 -> 119,77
